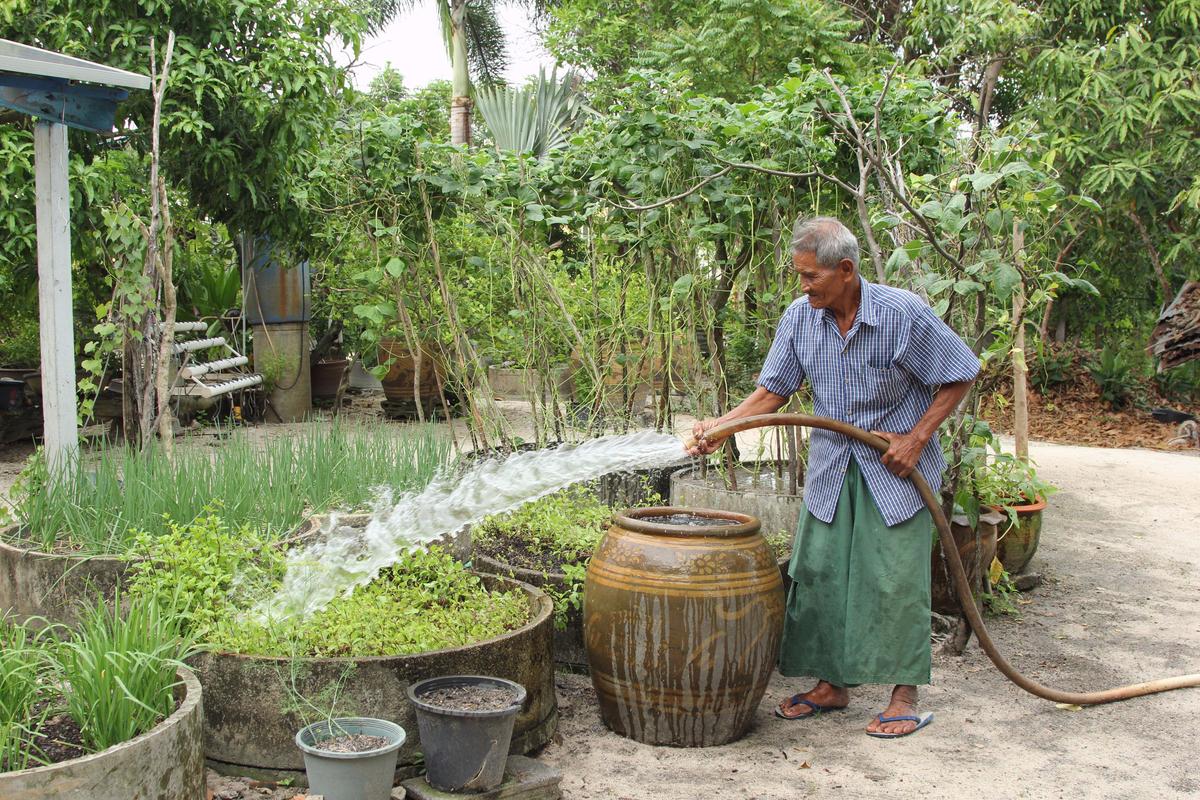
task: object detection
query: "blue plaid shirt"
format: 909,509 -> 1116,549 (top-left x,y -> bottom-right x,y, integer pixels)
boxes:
758,276 -> 980,526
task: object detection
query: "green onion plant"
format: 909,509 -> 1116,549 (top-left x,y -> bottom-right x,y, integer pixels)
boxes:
9,422 -> 452,554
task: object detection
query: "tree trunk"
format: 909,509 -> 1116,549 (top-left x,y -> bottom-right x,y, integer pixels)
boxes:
449,0 -> 471,146
1126,209 -> 1171,309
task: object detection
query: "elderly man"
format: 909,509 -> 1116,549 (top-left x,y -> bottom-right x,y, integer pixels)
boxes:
689,216 -> 979,738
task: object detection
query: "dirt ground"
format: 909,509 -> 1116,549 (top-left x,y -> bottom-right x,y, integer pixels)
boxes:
2,398 -> 1198,800
539,437 -> 1200,800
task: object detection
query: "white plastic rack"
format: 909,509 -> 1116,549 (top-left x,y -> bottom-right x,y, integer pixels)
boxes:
168,322 -> 263,400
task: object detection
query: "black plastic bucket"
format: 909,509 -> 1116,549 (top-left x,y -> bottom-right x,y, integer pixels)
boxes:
406,675 -> 526,792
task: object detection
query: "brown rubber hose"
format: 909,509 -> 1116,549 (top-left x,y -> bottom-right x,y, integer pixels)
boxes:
686,413 -> 1200,706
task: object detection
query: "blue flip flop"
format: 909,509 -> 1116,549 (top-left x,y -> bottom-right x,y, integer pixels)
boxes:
774,696 -> 847,720
866,711 -> 934,738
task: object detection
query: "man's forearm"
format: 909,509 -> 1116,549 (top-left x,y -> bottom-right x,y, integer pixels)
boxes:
910,380 -> 974,444
714,386 -> 790,426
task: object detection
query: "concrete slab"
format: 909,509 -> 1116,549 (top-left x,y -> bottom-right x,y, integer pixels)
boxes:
401,756 -> 561,800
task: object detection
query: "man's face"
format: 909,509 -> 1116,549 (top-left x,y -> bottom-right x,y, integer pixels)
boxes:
793,250 -> 845,309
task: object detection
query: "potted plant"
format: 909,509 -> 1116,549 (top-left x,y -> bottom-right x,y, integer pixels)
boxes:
406,675 -> 525,793
294,717 -> 405,800
976,451 -> 1057,574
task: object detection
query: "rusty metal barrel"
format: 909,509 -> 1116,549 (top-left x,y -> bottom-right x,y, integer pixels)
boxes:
583,507 -> 784,746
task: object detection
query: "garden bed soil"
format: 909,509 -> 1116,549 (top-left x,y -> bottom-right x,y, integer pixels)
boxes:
25,709 -> 87,767
311,734 -> 389,754
420,684 -> 520,712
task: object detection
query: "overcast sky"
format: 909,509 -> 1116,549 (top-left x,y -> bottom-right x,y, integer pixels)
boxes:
339,4 -> 557,90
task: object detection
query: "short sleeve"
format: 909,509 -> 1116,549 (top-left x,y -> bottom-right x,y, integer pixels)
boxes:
757,305 -> 806,397
896,303 -> 981,387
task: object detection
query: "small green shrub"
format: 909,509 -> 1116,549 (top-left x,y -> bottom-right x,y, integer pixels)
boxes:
1153,361 -> 1199,403
1029,342 -> 1074,394
1087,346 -> 1137,410
983,567 -> 1022,617
0,311 -> 40,367
125,510 -> 284,643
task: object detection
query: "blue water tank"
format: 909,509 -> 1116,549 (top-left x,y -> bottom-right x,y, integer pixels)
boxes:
241,235 -> 311,324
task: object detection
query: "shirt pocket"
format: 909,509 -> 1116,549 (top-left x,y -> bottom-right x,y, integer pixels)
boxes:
851,364 -> 911,418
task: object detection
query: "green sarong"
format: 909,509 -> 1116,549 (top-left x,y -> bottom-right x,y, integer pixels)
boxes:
778,458 -> 932,686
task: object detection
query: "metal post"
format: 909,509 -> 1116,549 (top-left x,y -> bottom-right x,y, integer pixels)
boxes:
33,120 -> 78,475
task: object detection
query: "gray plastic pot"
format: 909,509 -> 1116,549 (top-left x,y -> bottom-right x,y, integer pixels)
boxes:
295,717 -> 405,800
407,675 -> 527,793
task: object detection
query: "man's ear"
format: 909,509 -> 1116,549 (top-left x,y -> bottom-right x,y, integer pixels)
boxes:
837,258 -> 856,279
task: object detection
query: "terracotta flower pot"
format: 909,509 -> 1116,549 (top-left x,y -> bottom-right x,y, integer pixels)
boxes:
309,357 -> 349,400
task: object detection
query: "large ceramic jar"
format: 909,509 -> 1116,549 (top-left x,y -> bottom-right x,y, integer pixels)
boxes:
584,507 -> 784,747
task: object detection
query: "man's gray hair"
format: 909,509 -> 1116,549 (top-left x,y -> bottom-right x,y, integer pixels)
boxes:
789,216 -> 860,269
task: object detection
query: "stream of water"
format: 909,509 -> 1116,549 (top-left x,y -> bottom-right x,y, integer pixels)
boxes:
257,430 -> 688,620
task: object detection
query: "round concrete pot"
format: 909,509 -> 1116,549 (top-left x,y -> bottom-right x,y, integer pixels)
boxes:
193,573 -> 557,784
669,463 -> 804,544
474,553 -> 586,671
0,524 -> 325,630
0,666 -> 205,800
0,527 -> 130,629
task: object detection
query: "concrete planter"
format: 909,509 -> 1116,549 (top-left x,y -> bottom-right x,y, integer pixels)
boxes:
193,573 -> 557,784
0,527 -> 130,629
474,553 -> 586,671
0,524 -> 321,630
0,667 -> 205,800
669,462 -> 805,542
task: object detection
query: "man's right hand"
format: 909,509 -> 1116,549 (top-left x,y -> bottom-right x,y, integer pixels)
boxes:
687,418 -> 723,456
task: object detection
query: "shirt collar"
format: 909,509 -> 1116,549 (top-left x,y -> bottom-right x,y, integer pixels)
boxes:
857,276 -> 879,327
819,275 -> 878,328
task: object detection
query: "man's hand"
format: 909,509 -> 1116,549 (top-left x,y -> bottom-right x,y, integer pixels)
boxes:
687,418 -> 723,456
871,430 -> 927,477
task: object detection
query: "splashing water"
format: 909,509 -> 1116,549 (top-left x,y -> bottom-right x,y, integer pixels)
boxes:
257,430 -> 687,621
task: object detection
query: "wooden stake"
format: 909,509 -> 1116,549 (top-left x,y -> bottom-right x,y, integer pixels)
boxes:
1012,220 -> 1029,461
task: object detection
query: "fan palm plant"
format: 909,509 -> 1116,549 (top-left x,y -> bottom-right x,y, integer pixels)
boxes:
369,0 -> 551,145
475,66 -> 587,159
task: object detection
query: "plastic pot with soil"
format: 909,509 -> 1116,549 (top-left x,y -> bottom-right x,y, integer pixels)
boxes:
295,717 -> 405,800
407,675 -> 526,793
